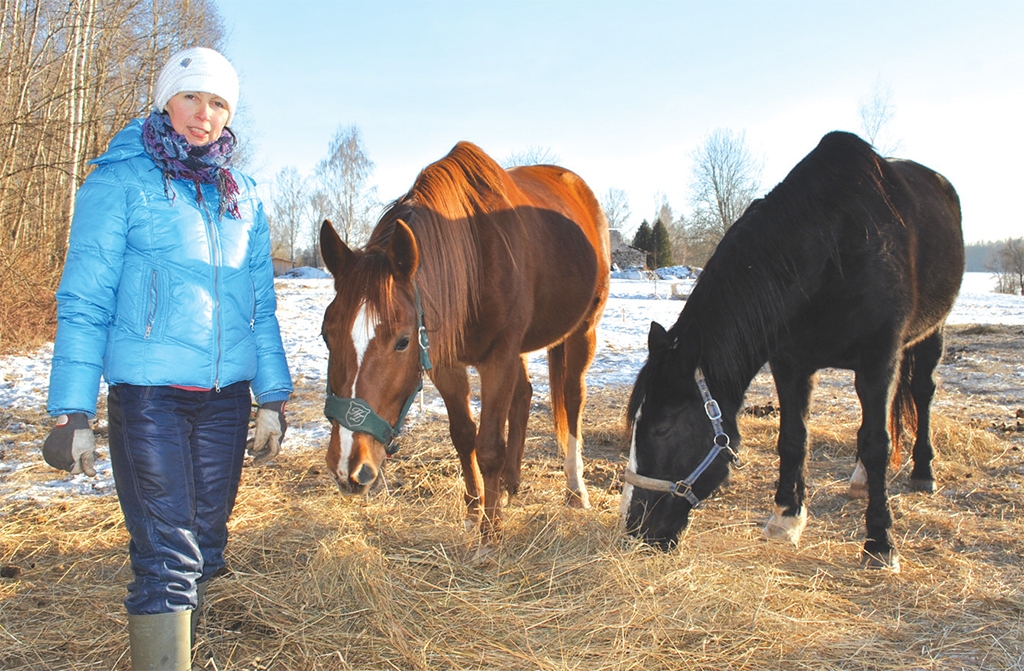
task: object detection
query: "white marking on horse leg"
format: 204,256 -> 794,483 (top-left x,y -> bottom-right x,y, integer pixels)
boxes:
619,410 -> 640,520
763,505 -> 808,545
564,434 -> 591,508
848,459 -> 869,499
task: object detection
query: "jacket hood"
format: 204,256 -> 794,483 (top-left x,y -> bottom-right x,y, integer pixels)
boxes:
90,119 -> 146,166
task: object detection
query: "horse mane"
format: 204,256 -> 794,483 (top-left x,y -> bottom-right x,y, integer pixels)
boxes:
367,141 -> 513,364
664,131 -> 895,400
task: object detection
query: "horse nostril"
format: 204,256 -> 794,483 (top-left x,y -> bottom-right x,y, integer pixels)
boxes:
353,463 -> 377,486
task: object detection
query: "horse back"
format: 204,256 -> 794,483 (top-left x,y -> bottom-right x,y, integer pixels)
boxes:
508,164 -> 611,275
788,155 -> 964,360
883,158 -> 964,340
700,133 -> 965,377
485,165 -> 610,351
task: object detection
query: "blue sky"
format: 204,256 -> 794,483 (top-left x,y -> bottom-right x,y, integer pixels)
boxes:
216,0 -> 1023,243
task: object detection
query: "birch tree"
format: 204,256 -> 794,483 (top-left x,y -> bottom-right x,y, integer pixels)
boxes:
0,0 -> 226,350
313,125 -> 379,246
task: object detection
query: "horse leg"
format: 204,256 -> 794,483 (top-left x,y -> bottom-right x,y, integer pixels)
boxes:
474,349 -> 524,542
854,357 -> 901,571
907,329 -> 944,493
550,323 -> 598,509
503,357 -> 532,499
763,358 -> 813,545
431,365 -> 483,534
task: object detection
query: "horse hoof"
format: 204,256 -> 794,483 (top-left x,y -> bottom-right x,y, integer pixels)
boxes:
763,506 -> 807,545
908,478 -> 936,494
846,482 -> 869,499
565,489 -> 591,509
860,548 -> 900,572
847,460 -> 868,499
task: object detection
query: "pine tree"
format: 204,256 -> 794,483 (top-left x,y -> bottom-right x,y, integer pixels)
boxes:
631,220 -> 653,268
652,219 -> 674,268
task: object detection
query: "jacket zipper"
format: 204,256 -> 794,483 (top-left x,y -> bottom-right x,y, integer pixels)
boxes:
249,277 -> 257,331
144,270 -> 158,339
199,184 -> 223,392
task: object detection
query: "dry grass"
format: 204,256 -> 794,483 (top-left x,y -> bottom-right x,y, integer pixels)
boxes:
0,249 -> 60,355
3,374 -> 1024,671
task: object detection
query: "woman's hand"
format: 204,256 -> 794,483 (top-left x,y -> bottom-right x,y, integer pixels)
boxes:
247,401 -> 287,465
43,413 -> 98,476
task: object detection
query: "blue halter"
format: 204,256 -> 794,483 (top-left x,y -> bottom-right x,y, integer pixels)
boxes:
323,284 -> 432,456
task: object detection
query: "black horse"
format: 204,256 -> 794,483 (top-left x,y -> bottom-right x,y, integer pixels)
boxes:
622,131 -> 964,570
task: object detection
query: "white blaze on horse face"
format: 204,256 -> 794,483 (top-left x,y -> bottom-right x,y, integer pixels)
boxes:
619,406 -> 641,519
351,301 -> 376,388
335,301 -> 377,482
332,425 -> 355,483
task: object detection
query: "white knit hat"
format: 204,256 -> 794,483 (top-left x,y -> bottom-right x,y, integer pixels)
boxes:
152,47 -> 239,125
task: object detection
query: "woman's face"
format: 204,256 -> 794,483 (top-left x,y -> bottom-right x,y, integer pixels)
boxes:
164,91 -> 231,146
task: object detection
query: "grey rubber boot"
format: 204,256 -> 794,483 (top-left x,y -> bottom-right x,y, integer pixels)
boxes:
191,582 -> 209,646
127,611 -> 191,670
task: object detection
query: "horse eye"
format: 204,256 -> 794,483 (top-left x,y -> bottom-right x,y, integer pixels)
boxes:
395,336 -> 410,352
645,412 -> 674,438
649,422 -> 672,439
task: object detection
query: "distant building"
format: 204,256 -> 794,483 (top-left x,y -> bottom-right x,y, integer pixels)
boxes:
272,257 -> 295,277
609,229 -> 647,270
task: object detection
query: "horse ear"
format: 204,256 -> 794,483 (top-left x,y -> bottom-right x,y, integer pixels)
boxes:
648,321 -> 670,352
387,219 -> 419,282
320,219 -> 352,277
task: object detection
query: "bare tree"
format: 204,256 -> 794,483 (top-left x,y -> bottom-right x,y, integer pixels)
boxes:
600,187 -> 631,231
0,0 -> 225,350
686,128 -> 762,262
858,79 -> 902,156
654,194 -> 674,231
313,125 -> 379,246
991,237 -> 1024,295
502,145 -> 560,168
270,167 -> 310,262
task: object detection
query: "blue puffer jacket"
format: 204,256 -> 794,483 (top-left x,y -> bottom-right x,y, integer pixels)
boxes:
47,120 -> 292,417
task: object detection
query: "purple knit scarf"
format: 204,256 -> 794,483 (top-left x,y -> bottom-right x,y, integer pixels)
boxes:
141,111 -> 240,219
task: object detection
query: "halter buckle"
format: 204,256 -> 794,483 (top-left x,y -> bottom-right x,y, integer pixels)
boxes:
669,480 -> 692,499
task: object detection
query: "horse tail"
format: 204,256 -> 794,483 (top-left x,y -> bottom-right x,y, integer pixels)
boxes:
548,342 -> 569,456
889,352 -> 918,470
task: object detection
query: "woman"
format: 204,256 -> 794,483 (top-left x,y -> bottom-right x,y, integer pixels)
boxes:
43,47 -> 292,670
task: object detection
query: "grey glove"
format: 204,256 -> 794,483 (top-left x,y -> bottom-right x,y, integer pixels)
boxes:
247,400 -> 287,465
43,413 -> 98,476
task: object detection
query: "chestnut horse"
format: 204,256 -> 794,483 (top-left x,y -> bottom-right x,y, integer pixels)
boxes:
319,141 -> 609,544
622,132 -> 964,570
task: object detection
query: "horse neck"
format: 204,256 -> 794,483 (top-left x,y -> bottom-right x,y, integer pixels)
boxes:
382,205 -> 479,367
673,256 -> 786,408
681,327 -> 767,413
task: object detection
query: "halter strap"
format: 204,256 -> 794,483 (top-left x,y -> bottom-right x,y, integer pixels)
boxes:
623,366 -> 741,507
323,283 -> 432,456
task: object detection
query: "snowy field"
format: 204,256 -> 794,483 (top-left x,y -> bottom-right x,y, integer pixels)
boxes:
1,272 -> 1021,502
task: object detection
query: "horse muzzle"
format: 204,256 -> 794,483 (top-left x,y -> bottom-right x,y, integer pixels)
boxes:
624,492 -> 692,551
327,423 -> 383,495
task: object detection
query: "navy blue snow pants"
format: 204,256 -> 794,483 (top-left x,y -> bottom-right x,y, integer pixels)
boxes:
107,382 -> 250,615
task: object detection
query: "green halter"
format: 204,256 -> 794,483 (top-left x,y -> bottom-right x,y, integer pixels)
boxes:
323,284 -> 432,456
